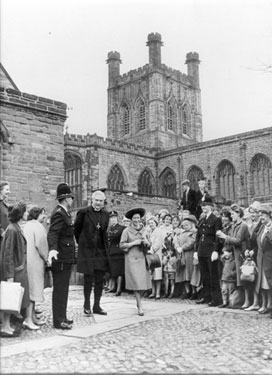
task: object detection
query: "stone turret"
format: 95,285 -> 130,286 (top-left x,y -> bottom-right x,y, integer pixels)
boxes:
146,32 -> 163,68
106,51 -> 122,88
185,52 -> 200,88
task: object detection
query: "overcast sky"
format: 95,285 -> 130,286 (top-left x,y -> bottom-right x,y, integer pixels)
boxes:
1,0 -> 272,141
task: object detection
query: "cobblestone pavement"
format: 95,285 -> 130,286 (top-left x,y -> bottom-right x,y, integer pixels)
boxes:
1,286 -> 272,374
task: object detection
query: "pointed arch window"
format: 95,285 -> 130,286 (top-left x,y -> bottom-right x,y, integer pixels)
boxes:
187,166 -> 204,191
138,99 -> 146,130
122,103 -> 130,135
161,170 -> 176,198
64,153 -> 82,208
250,154 -> 271,196
108,165 -> 125,191
182,104 -> 190,135
167,102 -> 173,130
217,160 -> 236,202
138,169 -> 154,195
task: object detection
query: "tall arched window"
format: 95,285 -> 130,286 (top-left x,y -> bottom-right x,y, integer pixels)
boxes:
167,102 -> 173,130
187,166 -> 204,191
160,169 -> 176,198
138,169 -> 154,195
64,153 -> 82,208
121,103 -> 130,135
182,104 -> 190,135
107,165 -> 125,191
217,160 -> 236,202
250,154 -> 271,196
137,98 -> 146,130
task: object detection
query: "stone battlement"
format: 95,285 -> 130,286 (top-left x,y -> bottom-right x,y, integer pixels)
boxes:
65,132 -> 157,156
0,87 -> 67,117
107,51 -> 121,61
186,52 -> 200,62
117,63 -> 190,85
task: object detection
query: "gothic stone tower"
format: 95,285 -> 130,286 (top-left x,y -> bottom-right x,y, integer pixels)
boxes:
107,33 -> 202,150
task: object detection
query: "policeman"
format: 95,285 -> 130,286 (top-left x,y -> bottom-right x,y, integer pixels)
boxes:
47,183 -> 76,330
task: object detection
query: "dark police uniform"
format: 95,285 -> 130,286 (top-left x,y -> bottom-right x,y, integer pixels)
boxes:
196,212 -> 222,305
47,204 -> 75,328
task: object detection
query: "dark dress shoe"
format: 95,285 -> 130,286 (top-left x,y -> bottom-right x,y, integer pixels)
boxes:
196,298 -> 207,304
93,307 -> 107,315
189,293 -> 198,300
0,330 -> 20,338
218,303 -> 228,308
115,292 -> 121,297
65,319 -> 74,324
84,309 -> 92,317
54,322 -> 72,330
208,301 -> 220,307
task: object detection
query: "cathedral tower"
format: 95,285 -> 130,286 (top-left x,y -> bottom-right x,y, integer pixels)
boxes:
106,33 -> 203,150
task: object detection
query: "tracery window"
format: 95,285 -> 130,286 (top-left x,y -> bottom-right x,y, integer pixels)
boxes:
64,153 -> 82,208
250,154 -> 271,196
122,103 -> 130,135
107,165 -> 125,191
187,166 -> 204,191
138,169 -> 154,195
167,102 -> 173,130
182,105 -> 190,135
160,169 -> 176,198
217,160 -> 236,202
138,99 -> 146,130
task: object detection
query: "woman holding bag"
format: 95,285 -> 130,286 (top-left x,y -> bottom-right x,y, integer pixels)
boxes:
120,208 -> 151,316
0,202 -> 30,337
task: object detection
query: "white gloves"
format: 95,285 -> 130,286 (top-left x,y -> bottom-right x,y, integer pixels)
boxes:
48,250 -> 59,266
193,252 -> 198,260
211,251 -> 218,262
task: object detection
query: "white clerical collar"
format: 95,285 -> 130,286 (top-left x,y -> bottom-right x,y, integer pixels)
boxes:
58,203 -> 68,213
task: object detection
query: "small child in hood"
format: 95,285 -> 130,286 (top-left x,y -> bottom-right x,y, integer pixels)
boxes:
219,246 -> 236,308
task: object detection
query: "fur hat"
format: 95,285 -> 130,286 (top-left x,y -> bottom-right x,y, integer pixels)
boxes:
182,214 -> 198,225
56,183 -> 74,200
201,195 -> 213,206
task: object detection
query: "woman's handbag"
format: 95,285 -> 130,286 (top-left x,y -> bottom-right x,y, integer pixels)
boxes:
145,253 -> 161,270
240,260 -> 256,283
176,254 -> 186,272
0,281 -> 25,314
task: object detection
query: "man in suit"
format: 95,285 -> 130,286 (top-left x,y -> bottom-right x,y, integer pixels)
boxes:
47,183 -> 76,330
74,190 -> 110,316
194,196 -> 222,306
195,177 -> 209,220
179,179 -> 197,216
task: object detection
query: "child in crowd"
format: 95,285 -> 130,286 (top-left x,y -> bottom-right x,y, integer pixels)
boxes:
219,246 -> 236,308
162,247 -> 177,298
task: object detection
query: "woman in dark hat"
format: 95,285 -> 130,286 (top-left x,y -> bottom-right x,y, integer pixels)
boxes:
107,211 -> 125,296
120,207 -> 151,316
0,201 -> 30,337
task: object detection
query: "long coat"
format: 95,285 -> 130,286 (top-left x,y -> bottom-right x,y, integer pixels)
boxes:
74,206 -> 109,275
255,223 -> 272,292
179,188 -> 197,216
23,220 -> 49,302
0,222 -> 30,309
224,221 -> 250,287
174,228 -> 197,282
107,223 -> 125,277
120,224 -> 151,291
0,199 -> 9,246
47,205 -> 76,264
196,213 -> 222,257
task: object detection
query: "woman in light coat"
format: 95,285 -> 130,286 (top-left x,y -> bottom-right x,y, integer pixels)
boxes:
174,214 -> 197,298
23,206 -> 49,326
143,216 -> 164,299
120,208 -> 151,316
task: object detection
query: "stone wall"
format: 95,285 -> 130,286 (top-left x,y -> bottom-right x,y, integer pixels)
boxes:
0,87 -> 67,211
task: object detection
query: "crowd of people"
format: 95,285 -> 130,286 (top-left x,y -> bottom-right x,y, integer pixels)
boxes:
0,177 -> 272,338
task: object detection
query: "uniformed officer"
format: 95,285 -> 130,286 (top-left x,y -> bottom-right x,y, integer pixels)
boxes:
47,183 -> 76,330
194,195 -> 222,306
